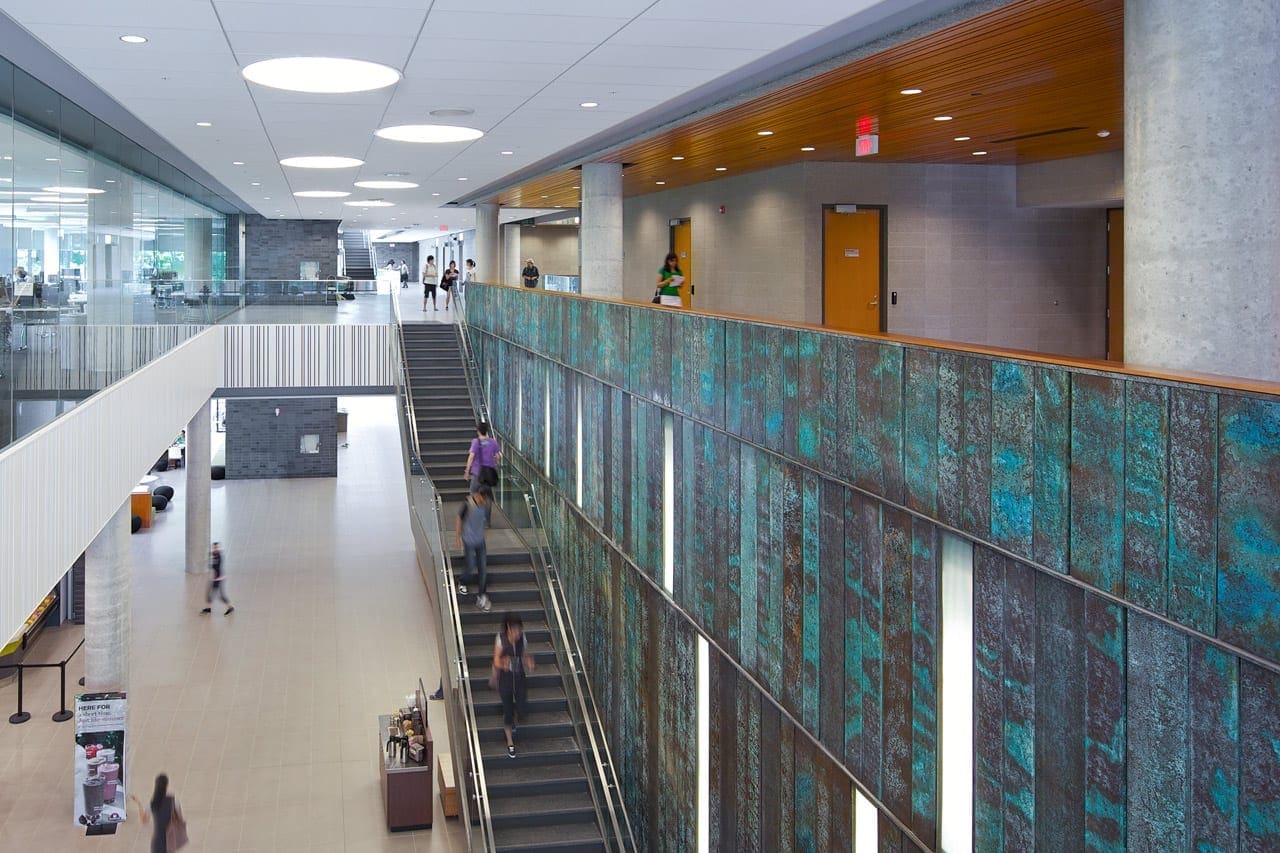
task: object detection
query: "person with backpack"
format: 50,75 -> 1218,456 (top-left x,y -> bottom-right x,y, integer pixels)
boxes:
492,612 -> 535,758
464,422 -> 501,526
455,485 -> 492,611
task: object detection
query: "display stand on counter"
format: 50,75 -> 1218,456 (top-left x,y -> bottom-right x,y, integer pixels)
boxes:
378,684 -> 433,831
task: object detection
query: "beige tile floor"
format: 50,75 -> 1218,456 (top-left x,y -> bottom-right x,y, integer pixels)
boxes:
0,395 -> 468,852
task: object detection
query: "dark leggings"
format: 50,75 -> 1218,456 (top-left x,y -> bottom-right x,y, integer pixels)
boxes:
499,672 -> 527,727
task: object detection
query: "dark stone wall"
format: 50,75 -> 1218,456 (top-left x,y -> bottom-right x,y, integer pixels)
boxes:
224,397 -> 337,479
243,215 -> 340,280
372,241 -> 419,282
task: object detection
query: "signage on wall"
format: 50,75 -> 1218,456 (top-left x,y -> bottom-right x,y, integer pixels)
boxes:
855,134 -> 879,157
74,693 -> 128,831
439,225 -> 449,232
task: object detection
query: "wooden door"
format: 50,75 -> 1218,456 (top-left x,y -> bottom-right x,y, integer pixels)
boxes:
672,220 -> 692,308
823,207 -> 882,333
1106,208 -> 1123,361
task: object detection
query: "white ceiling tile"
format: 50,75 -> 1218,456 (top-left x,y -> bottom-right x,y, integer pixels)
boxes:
563,64 -> 717,88
4,1 -> 218,29
432,0 -> 651,14
403,57 -> 566,85
216,2 -> 426,35
644,0 -> 878,26
420,37 -> 595,66
583,42 -> 768,71
230,33 -> 416,65
422,11 -> 629,44
611,18 -> 819,51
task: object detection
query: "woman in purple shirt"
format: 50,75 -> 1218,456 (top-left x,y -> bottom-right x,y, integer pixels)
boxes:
464,422 -> 501,524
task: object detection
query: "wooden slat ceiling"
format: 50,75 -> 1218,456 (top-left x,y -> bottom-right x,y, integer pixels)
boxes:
491,0 -> 1122,209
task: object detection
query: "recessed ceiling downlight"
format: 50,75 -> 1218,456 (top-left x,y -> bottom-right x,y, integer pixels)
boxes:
242,57 -> 400,94
42,186 -> 106,195
374,125 -> 484,143
294,190 -> 351,198
280,156 -> 364,169
354,180 -> 418,189
120,35 -> 148,44
344,200 -> 394,208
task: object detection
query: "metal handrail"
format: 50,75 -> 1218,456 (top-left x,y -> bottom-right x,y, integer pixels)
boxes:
394,302 -> 494,851
432,493 -> 497,851
515,478 -> 637,851
454,316 -> 635,848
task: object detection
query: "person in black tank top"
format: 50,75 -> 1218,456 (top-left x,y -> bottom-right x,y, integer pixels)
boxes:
493,613 -> 536,757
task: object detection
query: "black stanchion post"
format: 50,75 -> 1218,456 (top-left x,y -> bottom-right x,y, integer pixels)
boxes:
9,668 -> 30,724
52,661 -> 73,722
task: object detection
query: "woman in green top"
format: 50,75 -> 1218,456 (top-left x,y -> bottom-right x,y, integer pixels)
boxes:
656,252 -> 685,307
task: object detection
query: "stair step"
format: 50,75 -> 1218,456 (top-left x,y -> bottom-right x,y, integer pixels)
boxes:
481,735 -> 581,767
485,761 -> 590,797
461,606 -> 546,627
492,819 -> 604,853
489,790 -> 598,828
469,668 -> 562,691
475,709 -> 573,740
468,642 -> 557,669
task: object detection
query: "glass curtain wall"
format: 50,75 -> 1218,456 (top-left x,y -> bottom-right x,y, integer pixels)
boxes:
0,56 -> 227,316
0,54 -> 230,447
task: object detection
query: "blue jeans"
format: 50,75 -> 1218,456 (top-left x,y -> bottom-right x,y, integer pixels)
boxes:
464,540 -> 487,595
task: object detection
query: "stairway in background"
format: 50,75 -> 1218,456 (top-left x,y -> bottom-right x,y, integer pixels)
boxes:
341,230 -> 375,280
402,322 -> 605,853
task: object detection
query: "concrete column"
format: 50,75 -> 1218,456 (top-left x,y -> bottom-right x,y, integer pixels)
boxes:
186,399 -> 211,574
503,223 -> 521,287
579,162 -> 624,298
475,203 -> 500,285
85,498 -> 131,693
1124,0 -> 1280,381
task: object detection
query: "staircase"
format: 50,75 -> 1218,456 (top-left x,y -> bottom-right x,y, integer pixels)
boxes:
402,322 -> 606,853
341,230 -> 375,280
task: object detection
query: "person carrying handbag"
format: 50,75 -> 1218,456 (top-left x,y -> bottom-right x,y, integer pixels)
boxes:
131,773 -> 188,852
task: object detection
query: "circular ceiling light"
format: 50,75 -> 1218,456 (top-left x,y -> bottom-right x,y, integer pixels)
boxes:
757,130 -> 774,136
500,150 -> 514,156
344,200 -> 394,208
580,101 -> 599,108
430,107 -> 474,117
1097,130 -> 1111,138
232,161 -> 245,166
196,121 -> 212,127
801,146 -> 816,152
655,181 -> 665,185
374,125 -> 484,143
671,156 -> 685,161
972,150 -> 988,156
457,177 -> 468,181
933,115 -> 954,121
280,156 -> 364,169
715,167 -> 727,172
242,57 -> 400,94
42,186 -> 106,194
294,190 -> 351,198
900,88 -> 923,95
954,136 -> 971,142
354,180 -> 418,189
119,35 -> 148,44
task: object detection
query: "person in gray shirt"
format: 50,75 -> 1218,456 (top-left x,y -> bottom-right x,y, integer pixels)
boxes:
455,486 -> 492,611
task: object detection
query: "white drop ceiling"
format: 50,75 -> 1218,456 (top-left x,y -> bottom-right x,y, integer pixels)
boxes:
0,0 -> 943,232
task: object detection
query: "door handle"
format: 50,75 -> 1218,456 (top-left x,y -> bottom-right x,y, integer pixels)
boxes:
868,297 -> 879,308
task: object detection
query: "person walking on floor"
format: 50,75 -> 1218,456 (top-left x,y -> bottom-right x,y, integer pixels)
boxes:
655,252 -> 686,307
423,255 -> 439,311
459,258 -> 475,310
456,485 -> 492,611
398,259 -> 409,288
441,260 -> 460,311
492,612 -> 535,758
130,773 -> 188,852
200,542 -> 234,616
521,259 -> 539,289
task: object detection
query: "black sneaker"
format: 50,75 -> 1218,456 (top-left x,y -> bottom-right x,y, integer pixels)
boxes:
200,608 -> 211,614
429,689 -> 444,701
507,746 -> 516,759
457,584 -> 468,595
224,607 -> 235,616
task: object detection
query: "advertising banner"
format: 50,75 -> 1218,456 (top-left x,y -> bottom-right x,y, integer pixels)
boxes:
74,693 -> 127,827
